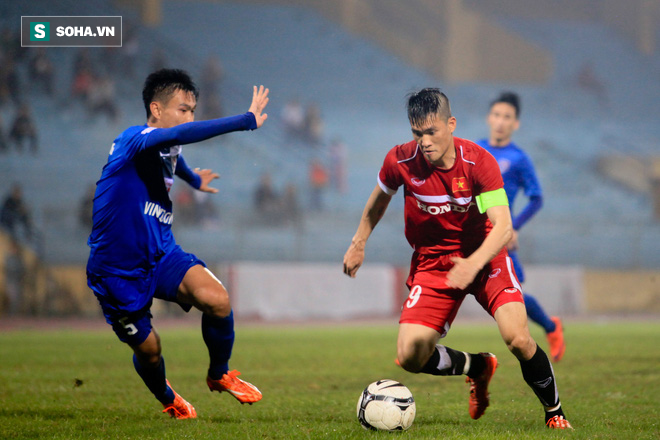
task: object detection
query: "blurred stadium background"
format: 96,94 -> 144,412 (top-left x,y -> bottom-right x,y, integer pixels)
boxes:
0,0 -> 659,322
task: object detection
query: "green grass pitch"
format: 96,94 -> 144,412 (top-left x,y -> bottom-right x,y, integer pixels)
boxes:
1,319 -> 659,439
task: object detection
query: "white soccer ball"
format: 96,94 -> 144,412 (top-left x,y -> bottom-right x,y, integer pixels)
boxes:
356,379 -> 416,431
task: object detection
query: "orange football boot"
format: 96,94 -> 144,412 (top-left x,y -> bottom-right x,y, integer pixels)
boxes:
162,380 -> 197,419
466,353 -> 498,420
546,415 -> 573,429
546,317 -> 566,362
206,370 -> 262,404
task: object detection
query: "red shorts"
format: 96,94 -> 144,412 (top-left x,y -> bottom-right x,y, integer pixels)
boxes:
399,249 -> 524,336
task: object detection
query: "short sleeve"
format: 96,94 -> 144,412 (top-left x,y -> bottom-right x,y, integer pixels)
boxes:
377,147 -> 404,195
474,149 -> 504,195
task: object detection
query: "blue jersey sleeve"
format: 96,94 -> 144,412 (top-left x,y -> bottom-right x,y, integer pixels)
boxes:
144,112 -> 257,150
175,154 -> 201,189
513,194 -> 542,230
512,151 -> 543,230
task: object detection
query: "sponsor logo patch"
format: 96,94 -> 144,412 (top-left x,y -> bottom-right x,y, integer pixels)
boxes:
411,177 -> 425,186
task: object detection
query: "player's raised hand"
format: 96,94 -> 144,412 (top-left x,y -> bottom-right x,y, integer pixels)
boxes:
194,168 -> 220,193
248,85 -> 269,128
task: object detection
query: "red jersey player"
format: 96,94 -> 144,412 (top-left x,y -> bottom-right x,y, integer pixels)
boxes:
343,88 -> 572,429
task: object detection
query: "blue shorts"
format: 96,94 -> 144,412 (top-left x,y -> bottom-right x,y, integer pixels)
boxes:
88,245 -> 206,346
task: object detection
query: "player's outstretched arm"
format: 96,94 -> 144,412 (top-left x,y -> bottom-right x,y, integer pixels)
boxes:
143,85 -> 270,150
343,185 -> 392,278
248,85 -> 269,128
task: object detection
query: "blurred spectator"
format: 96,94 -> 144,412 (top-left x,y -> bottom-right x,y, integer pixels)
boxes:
282,98 -> 305,140
0,113 -> 7,153
253,172 -> 282,224
576,61 -> 608,105
9,104 -> 38,154
73,48 -> 94,79
0,56 -> 22,106
329,137 -> 348,193
0,27 -> 22,63
3,238 -> 26,315
88,74 -> 119,123
71,67 -> 94,106
78,183 -> 96,230
28,48 -> 55,97
308,160 -> 329,211
282,182 -> 302,228
304,103 -> 324,147
0,184 -> 33,241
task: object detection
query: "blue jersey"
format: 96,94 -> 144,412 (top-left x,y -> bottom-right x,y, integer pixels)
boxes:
87,113 -> 256,278
476,139 -> 543,231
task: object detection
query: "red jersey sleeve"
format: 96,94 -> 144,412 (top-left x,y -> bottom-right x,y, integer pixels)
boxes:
473,148 -> 504,195
377,146 -> 405,195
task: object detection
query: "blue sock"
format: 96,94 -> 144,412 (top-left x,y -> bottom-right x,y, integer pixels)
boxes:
202,310 -> 235,380
524,294 -> 556,334
132,354 -> 175,405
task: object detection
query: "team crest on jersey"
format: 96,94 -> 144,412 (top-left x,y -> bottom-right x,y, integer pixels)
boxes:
497,159 -> 511,174
411,177 -> 426,186
489,268 -> 501,278
452,177 -> 470,193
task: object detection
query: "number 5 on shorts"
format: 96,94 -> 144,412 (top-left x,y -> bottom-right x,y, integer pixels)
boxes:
118,317 -> 138,336
406,285 -> 422,308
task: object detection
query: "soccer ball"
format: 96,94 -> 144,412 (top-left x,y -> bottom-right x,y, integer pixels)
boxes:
356,379 -> 416,431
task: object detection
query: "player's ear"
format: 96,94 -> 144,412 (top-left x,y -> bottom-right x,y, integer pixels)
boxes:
448,116 -> 457,133
150,101 -> 161,120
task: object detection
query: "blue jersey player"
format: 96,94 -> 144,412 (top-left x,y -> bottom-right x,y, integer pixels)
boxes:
477,92 -> 565,362
87,69 -> 269,418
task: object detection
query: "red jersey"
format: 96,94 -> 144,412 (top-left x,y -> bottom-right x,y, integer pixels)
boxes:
378,137 -> 504,258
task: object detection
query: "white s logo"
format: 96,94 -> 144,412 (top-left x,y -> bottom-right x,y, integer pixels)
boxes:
35,24 -> 46,39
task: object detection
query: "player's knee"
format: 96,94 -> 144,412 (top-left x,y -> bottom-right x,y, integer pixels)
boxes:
131,329 -> 162,366
505,333 -> 535,358
199,285 -> 231,318
139,352 -> 162,368
397,344 -> 428,373
398,355 -> 423,373
134,345 -> 162,368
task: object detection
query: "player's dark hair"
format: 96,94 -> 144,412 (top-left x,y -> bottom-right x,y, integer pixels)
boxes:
142,68 -> 199,119
406,88 -> 452,126
490,92 -> 520,118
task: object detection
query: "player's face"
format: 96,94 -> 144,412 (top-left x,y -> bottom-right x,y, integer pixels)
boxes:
486,102 -> 519,146
411,114 -> 456,167
154,89 -> 197,128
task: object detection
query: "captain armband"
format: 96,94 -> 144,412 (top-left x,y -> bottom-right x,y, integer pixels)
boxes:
475,188 -> 509,214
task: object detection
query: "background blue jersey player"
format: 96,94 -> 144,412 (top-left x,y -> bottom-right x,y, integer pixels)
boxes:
87,69 -> 269,418
477,92 -> 566,363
